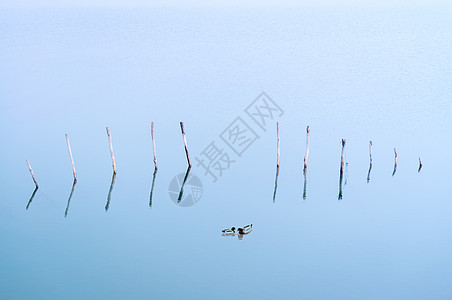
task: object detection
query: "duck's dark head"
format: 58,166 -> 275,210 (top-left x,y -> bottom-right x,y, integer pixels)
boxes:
231,227 -> 236,232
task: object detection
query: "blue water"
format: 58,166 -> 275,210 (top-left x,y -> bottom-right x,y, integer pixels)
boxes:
1,8 -> 452,299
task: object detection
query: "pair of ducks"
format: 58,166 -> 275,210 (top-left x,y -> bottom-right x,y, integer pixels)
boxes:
222,224 -> 253,238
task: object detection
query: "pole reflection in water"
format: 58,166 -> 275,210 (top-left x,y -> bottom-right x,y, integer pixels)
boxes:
26,187 -> 38,210
105,172 -> 116,211
367,141 -> 372,183
273,166 -> 279,203
303,168 -> 307,200
64,179 -> 77,217
149,168 -> 157,207
273,122 -> 280,203
177,166 -> 191,203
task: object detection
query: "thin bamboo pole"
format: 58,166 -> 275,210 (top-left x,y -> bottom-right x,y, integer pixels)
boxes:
26,159 -> 38,188
151,122 -> 158,170
180,122 -> 192,167
65,134 -> 77,182
106,127 -> 117,174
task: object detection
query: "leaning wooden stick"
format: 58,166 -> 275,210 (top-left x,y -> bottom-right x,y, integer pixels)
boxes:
303,126 -> 310,172
180,122 -> 192,167
26,159 -> 38,188
340,139 -> 346,174
151,122 -> 158,170
106,127 -> 117,174
418,157 -> 423,172
276,122 -> 280,168
392,148 -> 398,176
65,133 -> 77,182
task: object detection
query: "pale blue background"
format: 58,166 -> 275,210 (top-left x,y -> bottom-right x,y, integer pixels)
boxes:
1,7 -> 452,299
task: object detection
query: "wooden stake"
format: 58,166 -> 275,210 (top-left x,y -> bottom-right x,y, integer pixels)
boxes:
106,127 -> 117,174
26,159 -> 38,188
151,122 -> 158,170
418,157 -> 423,172
276,122 -> 280,168
65,134 -> 77,182
303,126 -> 310,172
340,139 -> 346,173
392,148 -> 397,176
180,122 -> 192,167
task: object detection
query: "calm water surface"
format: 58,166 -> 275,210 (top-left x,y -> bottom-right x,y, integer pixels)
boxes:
1,8 -> 452,299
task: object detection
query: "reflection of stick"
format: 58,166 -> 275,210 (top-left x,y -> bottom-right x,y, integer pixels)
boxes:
149,168 -> 158,207
418,157 -> 423,172
303,171 -> 307,200
106,127 -> 117,174
26,187 -> 38,210
65,134 -> 77,182
105,172 -> 116,211
276,122 -> 280,167
273,123 -> 280,203
392,148 -> 397,176
180,122 -> 192,167
178,166 -> 191,202
65,179 -> 77,217
303,126 -> 310,172
273,166 -> 279,203
151,122 -> 158,170
26,159 -> 38,188
367,141 -> 372,183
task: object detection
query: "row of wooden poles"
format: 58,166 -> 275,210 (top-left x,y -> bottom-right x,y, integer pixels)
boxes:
273,123 -> 423,201
26,122 -> 190,187
26,121 -> 423,208
25,122 -> 191,213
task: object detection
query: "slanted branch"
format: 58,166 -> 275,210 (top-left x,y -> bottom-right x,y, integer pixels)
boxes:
106,127 -> 117,174
180,122 -> 192,167
26,159 -> 38,188
65,134 -> 77,182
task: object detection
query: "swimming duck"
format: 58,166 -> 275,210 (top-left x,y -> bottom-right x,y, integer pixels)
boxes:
222,227 -> 236,234
237,224 -> 252,234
